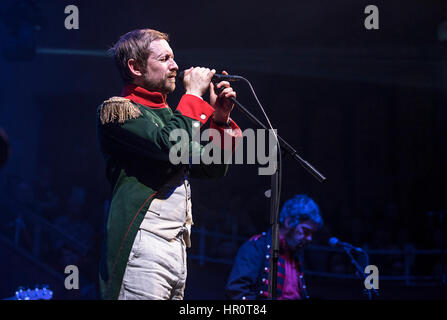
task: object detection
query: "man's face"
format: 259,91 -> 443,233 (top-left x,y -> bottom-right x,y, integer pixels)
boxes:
140,39 -> 178,94
284,220 -> 318,251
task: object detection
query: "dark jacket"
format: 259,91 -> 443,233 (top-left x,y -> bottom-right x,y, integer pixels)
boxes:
226,229 -> 309,300
97,84 -> 241,300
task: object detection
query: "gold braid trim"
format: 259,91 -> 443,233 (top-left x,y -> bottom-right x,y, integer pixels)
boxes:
99,97 -> 142,124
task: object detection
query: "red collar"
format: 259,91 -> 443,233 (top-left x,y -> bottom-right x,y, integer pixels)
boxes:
121,84 -> 168,109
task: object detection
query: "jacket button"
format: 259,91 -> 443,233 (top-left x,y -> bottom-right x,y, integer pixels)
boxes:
200,114 -> 206,120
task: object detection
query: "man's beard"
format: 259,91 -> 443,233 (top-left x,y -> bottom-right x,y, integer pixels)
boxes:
142,77 -> 175,94
285,230 -> 306,252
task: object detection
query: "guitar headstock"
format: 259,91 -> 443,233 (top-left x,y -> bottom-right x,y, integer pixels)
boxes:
14,285 -> 53,300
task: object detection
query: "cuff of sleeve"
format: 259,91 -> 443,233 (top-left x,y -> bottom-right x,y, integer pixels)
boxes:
210,118 -> 243,151
186,93 -> 203,100
177,94 -> 214,125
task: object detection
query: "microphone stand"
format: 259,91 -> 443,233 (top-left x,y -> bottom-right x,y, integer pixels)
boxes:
228,97 -> 326,299
229,97 -> 327,183
342,247 -> 379,300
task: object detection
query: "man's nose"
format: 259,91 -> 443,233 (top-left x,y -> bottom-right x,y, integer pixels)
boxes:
170,59 -> 179,71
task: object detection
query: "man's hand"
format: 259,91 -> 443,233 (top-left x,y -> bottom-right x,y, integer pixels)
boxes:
210,71 -> 236,125
183,67 -> 216,97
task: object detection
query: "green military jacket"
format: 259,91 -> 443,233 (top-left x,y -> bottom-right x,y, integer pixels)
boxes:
96,84 -> 240,300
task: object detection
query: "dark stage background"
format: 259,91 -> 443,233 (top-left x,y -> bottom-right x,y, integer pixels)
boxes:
0,0 -> 446,300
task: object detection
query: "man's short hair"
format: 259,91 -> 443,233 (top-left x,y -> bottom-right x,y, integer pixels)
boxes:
279,194 -> 323,229
108,28 -> 169,83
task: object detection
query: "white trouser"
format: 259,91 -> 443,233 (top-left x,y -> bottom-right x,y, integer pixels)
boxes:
118,229 -> 187,300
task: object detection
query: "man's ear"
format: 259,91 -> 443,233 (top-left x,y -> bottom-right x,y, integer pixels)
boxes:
128,58 -> 143,77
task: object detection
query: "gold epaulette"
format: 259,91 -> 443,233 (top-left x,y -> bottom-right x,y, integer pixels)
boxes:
99,96 -> 142,124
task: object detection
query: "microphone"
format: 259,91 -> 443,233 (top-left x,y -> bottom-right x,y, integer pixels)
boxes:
328,237 -> 363,252
176,71 -> 242,84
